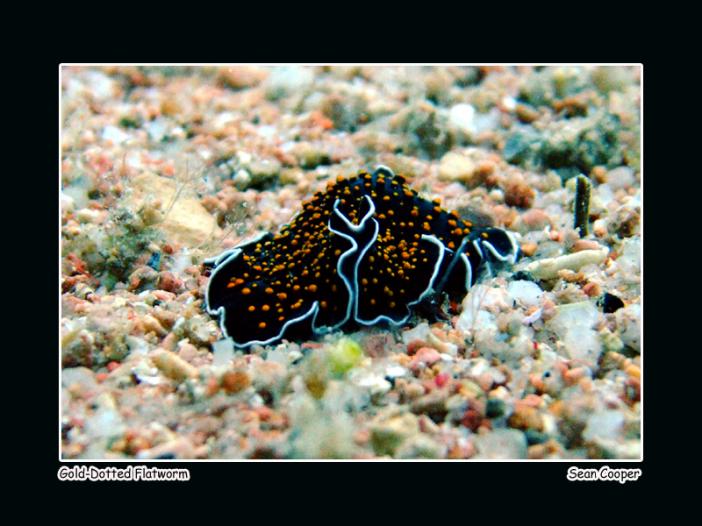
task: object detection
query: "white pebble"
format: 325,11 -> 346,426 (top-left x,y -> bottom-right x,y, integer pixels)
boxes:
76,208 -> 103,224
266,66 -> 314,97
546,301 -> 602,367
61,191 -> 76,212
615,304 -> 641,352
83,70 -> 117,100
522,308 -> 543,325
401,322 -> 432,344
502,96 -> 517,111
353,373 -> 392,396
169,250 -> 193,276
212,339 -> 234,366
448,103 -> 476,135
474,429 -> 527,459
489,188 -> 504,202
102,125 -> 129,145
606,166 -> 635,191
145,118 -> 168,143
522,248 -> 609,280
583,410 -> 624,442
233,169 -> 251,187
507,280 -> 544,307
85,408 -> 125,439
237,151 -> 253,164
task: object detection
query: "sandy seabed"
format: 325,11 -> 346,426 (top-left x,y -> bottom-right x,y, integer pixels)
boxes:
60,65 -> 641,460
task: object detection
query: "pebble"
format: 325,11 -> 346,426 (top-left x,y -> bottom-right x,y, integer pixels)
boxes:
76,70 -> 118,100
327,337 -> 364,376
151,349 -> 199,381
102,125 -> 130,145
590,165 -> 608,184
522,248 -> 609,280
396,434 -> 444,459
177,341 -> 199,362
582,282 -> 602,298
152,290 -> 176,302
136,437 -> 197,459
624,363 -> 640,379
614,304 -> 641,352
547,302 -> 602,368
411,390 -> 449,419
606,166 -> 635,191
265,66 -> 314,99
599,292 -> 624,313
233,169 -> 251,188
583,410 -> 624,443
438,152 -> 477,186
401,381 -> 425,400
521,208 -> 551,230
76,208 -> 106,224
507,280 -> 543,307
62,367 -> 98,394
515,103 -> 540,123
125,172 -> 221,247
474,429 -> 528,459
563,366 -> 591,385
353,372 -> 392,396
520,241 -> 537,257
221,370 -> 251,394
593,219 -> 607,237
128,266 -> 159,292
248,158 -> 281,185
504,177 -> 535,208
141,314 -> 167,336
410,347 -> 442,369
448,103 -> 477,136
571,239 -> 603,252
291,142 -> 330,169
157,271 -> 183,293
485,398 -> 506,418
370,412 -> 420,457
218,66 -> 269,89
528,373 -> 545,392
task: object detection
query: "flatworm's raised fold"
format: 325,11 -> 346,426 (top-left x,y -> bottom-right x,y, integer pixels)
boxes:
204,166 -> 519,348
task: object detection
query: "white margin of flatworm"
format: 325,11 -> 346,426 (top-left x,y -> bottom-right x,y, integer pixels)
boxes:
353,233 -> 447,327
480,230 -> 519,265
472,238 -> 494,276
460,252 -> 473,293
203,231 -> 271,268
204,231 -> 321,349
316,195 -> 377,335
374,164 -> 395,177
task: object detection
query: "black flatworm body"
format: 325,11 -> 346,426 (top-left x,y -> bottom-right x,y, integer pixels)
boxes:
205,166 -> 519,348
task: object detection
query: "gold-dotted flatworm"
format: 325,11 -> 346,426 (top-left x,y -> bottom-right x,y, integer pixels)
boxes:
204,166 -> 519,348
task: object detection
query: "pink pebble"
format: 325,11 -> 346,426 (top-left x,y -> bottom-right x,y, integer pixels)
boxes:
412,347 -> 441,367
158,272 -> 184,293
406,340 -> 427,355
152,290 -> 176,302
521,208 -> 551,230
435,372 -> 450,388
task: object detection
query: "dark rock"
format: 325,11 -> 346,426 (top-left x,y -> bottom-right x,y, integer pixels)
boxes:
599,292 -> 625,314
